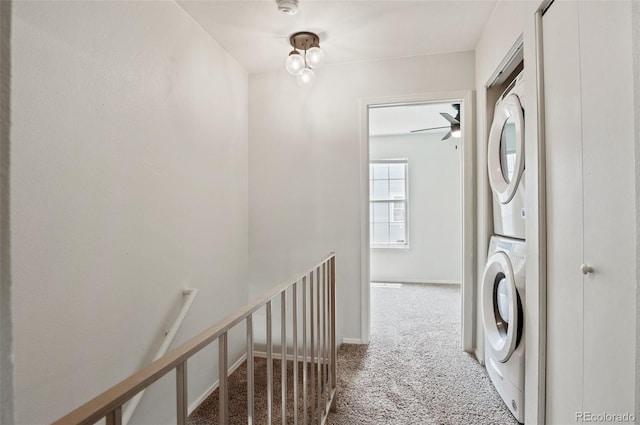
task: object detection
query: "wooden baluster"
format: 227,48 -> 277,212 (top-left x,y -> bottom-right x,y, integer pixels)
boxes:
293,282 -> 299,425
219,333 -> 229,424
267,301 -> 273,425
302,275 -> 308,425
281,291 -> 287,425
309,271 -> 315,423
247,316 -> 255,425
105,406 -> 122,425
322,261 -> 327,412
316,265 -> 321,424
330,256 -> 337,411
176,362 -> 187,425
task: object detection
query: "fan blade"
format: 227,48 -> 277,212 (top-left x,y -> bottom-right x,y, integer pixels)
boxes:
441,131 -> 452,141
440,112 -> 460,125
410,125 -> 451,133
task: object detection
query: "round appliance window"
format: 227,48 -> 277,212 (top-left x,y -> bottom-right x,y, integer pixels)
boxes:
487,93 -> 525,204
492,272 -> 524,349
481,250 -> 525,362
500,117 -> 518,182
493,273 -> 510,338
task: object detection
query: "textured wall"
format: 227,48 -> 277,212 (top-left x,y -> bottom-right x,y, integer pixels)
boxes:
0,1 -> 13,424
249,51 -> 475,343
11,2 -> 249,423
369,132 -> 461,284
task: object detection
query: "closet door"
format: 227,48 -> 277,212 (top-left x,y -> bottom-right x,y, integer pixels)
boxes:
543,1 -> 584,422
544,1 -> 636,422
579,1 -> 635,413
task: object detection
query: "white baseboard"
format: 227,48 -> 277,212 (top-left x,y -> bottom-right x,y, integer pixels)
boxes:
188,353 -> 248,415
342,338 -> 364,344
430,280 -> 460,285
371,280 -> 460,285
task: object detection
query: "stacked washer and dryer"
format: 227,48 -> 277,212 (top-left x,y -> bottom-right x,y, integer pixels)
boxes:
482,71 -> 526,424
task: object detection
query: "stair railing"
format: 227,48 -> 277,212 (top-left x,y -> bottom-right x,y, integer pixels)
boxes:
52,252 -> 337,425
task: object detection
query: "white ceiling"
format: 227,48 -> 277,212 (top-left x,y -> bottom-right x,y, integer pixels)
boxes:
369,102 -> 457,136
177,0 -> 497,74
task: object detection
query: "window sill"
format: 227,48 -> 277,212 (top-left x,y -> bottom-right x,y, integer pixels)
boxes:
370,244 -> 410,250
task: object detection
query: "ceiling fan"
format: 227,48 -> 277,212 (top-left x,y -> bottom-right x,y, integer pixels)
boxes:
410,104 -> 461,141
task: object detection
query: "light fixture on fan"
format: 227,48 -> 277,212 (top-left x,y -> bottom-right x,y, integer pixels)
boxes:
285,31 -> 324,87
410,104 -> 462,141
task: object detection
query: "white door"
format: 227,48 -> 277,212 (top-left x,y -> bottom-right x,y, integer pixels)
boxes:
543,2 -> 584,421
543,1 -> 636,423
578,1 -> 635,414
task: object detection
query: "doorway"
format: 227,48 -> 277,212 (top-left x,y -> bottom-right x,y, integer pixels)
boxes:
359,91 -> 475,351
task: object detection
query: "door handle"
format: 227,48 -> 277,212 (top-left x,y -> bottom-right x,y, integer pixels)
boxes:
581,264 -> 594,275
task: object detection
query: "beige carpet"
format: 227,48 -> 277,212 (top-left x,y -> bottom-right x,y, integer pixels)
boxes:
188,357 -> 329,425
326,282 -> 518,424
189,283 -> 518,425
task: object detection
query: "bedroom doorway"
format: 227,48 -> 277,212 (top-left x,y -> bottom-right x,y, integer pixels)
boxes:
359,91 -> 475,351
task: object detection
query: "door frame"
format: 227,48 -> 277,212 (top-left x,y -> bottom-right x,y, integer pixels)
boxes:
358,90 -> 475,351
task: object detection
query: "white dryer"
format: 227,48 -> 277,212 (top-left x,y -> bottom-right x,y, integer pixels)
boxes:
488,71 -> 525,240
482,236 -> 525,423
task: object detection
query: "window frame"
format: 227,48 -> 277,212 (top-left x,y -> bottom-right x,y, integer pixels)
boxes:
369,158 -> 410,249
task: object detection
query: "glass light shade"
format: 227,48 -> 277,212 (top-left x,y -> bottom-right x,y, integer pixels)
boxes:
296,67 -> 315,87
306,46 -> 325,68
285,52 -> 305,76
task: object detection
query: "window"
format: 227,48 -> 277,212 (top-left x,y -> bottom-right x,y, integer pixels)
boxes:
370,160 -> 408,247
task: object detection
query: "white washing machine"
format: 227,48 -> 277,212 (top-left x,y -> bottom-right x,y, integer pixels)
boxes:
488,71 -> 525,240
482,236 -> 525,423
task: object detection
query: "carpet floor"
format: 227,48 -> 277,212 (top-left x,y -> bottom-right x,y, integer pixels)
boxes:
326,282 -> 518,424
188,283 -> 518,425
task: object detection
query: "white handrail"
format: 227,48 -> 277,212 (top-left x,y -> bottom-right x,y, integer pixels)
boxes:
122,288 -> 199,425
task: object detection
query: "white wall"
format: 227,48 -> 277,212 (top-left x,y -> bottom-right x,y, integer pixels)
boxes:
249,51 -> 475,343
369,132 -> 461,284
0,1 -> 13,424
10,2 -> 249,424
635,0 -> 640,416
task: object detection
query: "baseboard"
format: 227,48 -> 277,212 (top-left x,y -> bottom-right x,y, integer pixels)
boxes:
342,338 -> 364,344
371,280 -> 461,285
188,353 -> 248,415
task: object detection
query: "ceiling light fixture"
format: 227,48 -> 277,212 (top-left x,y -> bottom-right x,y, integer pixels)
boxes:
276,0 -> 298,15
285,31 -> 324,88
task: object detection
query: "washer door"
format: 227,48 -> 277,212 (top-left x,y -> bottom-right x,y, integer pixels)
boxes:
487,93 -> 525,204
482,251 -> 521,362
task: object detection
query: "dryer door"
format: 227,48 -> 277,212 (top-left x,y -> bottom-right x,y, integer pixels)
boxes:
482,251 -> 521,362
488,93 -> 525,204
